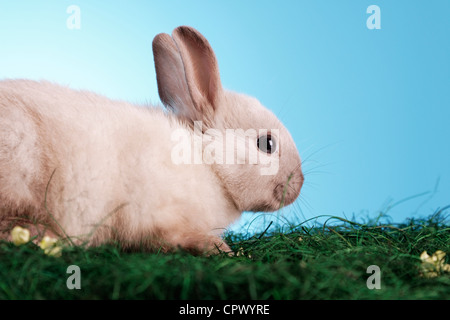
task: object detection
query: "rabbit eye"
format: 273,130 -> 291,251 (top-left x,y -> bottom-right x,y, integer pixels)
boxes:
257,134 -> 277,154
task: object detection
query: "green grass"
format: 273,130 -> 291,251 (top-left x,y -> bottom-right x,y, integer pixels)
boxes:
0,213 -> 449,299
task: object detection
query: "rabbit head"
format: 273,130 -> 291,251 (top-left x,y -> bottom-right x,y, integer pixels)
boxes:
153,26 -> 303,213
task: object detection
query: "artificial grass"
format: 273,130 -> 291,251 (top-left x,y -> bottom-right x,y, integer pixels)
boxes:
0,214 -> 448,299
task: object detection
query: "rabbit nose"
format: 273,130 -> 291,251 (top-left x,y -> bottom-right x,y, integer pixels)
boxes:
274,170 -> 304,206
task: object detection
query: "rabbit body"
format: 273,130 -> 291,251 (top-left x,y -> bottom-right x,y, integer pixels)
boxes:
0,80 -> 238,252
0,26 -> 303,254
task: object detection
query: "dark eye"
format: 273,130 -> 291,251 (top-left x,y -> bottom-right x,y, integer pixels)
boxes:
257,134 -> 277,154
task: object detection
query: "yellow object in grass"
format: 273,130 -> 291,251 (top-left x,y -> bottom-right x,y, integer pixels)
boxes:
39,236 -> 63,257
236,247 -> 252,259
11,226 -> 30,246
420,250 -> 450,278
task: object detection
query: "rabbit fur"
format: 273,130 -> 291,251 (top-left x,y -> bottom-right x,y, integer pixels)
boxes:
0,26 -> 303,254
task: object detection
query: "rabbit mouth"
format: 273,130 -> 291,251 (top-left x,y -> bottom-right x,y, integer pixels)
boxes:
240,170 -> 304,213
273,171 -> 304,207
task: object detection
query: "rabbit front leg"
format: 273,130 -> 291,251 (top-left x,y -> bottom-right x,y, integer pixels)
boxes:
167,230 -> 233,256
203,235 -> 234,256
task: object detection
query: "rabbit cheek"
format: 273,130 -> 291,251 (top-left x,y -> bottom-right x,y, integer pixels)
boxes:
251,201 -> 277,213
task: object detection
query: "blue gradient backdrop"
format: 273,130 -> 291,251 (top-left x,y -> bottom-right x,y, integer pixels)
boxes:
1,1 -> 449,231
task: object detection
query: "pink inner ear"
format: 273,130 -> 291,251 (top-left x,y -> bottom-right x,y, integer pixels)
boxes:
188,43 -> 217,106
172,26 -> 222,112
152,32 -> 193,113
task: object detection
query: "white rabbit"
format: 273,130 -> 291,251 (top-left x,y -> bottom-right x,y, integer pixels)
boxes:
0,26 -> 303,254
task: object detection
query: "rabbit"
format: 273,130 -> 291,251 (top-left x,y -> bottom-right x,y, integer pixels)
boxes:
0,26 -> 304,254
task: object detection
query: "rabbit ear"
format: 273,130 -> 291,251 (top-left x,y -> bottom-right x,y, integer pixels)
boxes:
172,26 -> 223,114
152,32 -> 194,118
153,26 -> 222,126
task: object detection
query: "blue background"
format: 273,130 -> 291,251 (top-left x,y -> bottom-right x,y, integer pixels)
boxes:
1,1 -> 449,231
